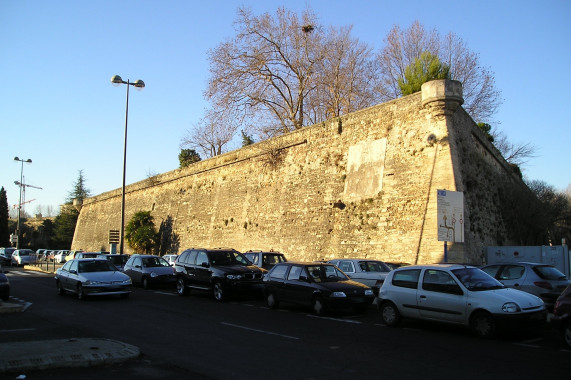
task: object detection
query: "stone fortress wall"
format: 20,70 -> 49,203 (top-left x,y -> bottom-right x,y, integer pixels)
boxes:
72,80 -> 533,265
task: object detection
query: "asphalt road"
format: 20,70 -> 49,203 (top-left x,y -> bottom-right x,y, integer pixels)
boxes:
2,268 -> 570,379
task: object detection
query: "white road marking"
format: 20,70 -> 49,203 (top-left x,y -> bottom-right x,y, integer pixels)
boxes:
0,328 -> 35,333
221,322 -> 299,340
306,314 -> 361,324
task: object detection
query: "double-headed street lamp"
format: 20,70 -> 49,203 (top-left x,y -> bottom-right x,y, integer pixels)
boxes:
111,75 -> 145,254
13,157 -> 32,249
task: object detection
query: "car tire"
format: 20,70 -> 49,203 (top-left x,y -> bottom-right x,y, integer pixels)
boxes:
213,281 -> 225,302
177,278 -> 189,296
470,311 -> 496,339
267,292 -> 279,309
379,301 -> 401,326
56,281 -> 66,296
312,296 -> 326,316
142,277 -> 150,290
77,284 -> 86,301
562,320 -> 571,349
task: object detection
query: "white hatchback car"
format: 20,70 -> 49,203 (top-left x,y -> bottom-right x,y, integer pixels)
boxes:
378,264 -> 547,338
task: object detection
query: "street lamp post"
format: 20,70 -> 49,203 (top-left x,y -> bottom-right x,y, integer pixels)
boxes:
13,157 -> 32,249
111,75 -> 145,254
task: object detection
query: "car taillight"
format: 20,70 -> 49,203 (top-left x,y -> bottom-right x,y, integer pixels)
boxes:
533,281 -> 553,290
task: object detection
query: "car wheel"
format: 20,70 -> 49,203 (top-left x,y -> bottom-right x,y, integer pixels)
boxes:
312,296 -> 325,315
562,321 -> 571,349
56,281 -> 66,296
379,301 -> 401,326
176,278 -> 189,296
470,311 -> 496,339
77,284 -> 86,300
142,277 -> 150,290
267,292 -> 279,309
213,281 -> 225,302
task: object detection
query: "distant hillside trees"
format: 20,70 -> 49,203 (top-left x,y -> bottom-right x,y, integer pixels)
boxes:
0,187 -> 10,247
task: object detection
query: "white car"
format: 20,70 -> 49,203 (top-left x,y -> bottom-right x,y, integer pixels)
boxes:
378,264 -> 547,338
328,258 -> 391,294
54,250 -> 70,263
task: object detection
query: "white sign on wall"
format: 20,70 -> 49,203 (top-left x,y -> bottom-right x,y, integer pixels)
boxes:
437,189 -> 464,243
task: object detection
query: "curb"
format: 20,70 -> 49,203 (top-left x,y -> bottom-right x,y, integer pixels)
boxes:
0,338 -> 140,373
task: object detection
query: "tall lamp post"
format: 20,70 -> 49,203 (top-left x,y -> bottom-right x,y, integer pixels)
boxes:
13,157 -> 32,249
111,75 -> 145,254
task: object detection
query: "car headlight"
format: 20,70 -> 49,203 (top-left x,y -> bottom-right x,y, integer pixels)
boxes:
331,292 -> 347,298
150,272 -> 158,278
123,279 -> 132,285
84,280 -> 103,285
502,302 -> 521,313
364,289 -> 374,296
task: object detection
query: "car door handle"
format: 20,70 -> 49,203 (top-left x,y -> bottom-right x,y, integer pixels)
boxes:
419,295 -> 427,299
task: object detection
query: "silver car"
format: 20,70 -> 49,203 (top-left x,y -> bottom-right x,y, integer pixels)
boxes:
55,258 -> 132,300
11,249 -> 38,266
378,264 -> 547,338
481,262 -> 570,309
328,259 -> 391,294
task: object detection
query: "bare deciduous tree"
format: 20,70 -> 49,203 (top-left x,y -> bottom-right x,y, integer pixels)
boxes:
491,130 -> 536,166
205,6 -> 379,137
375,20 -> 502,123
180,108 -> 239,158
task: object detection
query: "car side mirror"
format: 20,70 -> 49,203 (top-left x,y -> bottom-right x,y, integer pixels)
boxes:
299,275 -> 309,282
70,270 -> 77,275
201,262 -> 209,268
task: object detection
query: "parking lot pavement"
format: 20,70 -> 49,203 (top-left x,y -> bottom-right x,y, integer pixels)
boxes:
0,338 -> 140,374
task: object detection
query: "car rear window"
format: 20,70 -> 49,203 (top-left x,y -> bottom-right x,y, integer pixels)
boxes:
533,265 -> 567,280
392,269 -> 421,289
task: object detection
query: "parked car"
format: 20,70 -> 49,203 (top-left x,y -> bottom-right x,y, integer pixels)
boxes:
97,254 -> 130,271
328,258 -> 391,295
551,284 -> 571,348
123,255 -> 176,289
0,271 -> 9,301
174,248 -> 264,301
0,247 -> 15,266
264,262 -> 375,315
243,250 -> 287,270
377,264 -> 547,338
64,250 -> 84,262
480,262 -> 570,310
74,252 -> 101,260
36,249 -> 48,261
11,249 -> 38,266
162,254 -> 178,267
54,250 -> 70,263
55,258 -> 132,300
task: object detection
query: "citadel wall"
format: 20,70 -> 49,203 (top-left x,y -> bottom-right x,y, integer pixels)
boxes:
72,80 -> 531,264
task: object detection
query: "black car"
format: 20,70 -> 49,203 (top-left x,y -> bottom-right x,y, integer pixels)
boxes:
123,254 -> 176,289
0,247 -> 15,266
0,271 -> 9,301
264,262 -> 375,315
174,248 -> 264,301
97,254 -> 130,271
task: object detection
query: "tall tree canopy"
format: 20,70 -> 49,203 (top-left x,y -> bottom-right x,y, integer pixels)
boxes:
204,6 -> 379,138
0,187 -> 10,247
375,20 -> 502,123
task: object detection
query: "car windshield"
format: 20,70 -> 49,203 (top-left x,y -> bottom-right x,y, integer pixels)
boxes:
358,261 -> 391,272
307,265 -> 349,282
210,251 -> 248,266
78,260 -> 117,273
452,267 -> 504,291
142,257 -> 170,267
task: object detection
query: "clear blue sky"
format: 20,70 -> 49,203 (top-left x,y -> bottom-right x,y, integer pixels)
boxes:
1,0 -> 569,216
